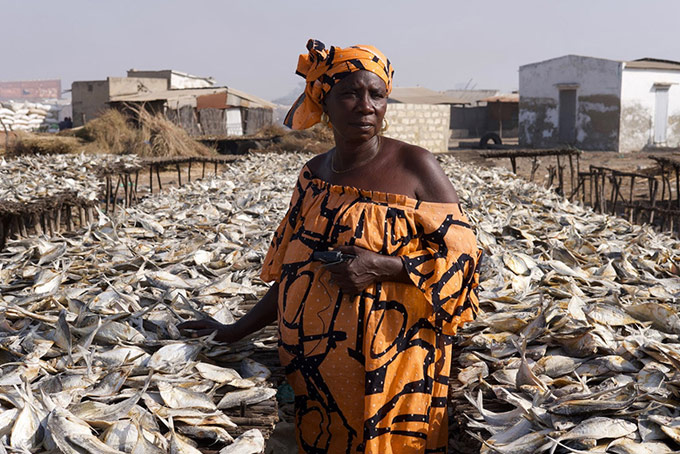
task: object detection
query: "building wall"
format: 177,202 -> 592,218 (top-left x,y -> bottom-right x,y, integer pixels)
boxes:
0,80 -> 61,101
170,73 -> 214,89
620,68 -> 680,152
383,104 -> 450,153
108,77 -> 166,97
72,77 -> 166,127
450,106 -> 487,138
71,80 -> 109,127
519,55 -> 622,150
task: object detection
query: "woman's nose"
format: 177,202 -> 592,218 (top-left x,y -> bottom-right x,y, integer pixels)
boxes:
356,92 -> 374,113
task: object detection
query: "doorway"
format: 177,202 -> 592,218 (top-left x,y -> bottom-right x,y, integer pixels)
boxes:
654,87 -> 669,144
559,89 -> 577,143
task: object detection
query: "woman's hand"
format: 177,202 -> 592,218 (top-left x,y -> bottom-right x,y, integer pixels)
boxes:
324,245 -> 409,295
177,319 -> 240,343
176,283 -> 279,344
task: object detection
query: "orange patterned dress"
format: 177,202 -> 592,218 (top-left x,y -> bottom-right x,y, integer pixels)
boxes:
261,165 -> 482,454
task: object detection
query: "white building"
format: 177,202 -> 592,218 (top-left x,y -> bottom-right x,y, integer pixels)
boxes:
519,55 -> 680,153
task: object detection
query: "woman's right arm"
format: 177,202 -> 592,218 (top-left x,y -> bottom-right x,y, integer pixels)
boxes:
177,282 -> 278,343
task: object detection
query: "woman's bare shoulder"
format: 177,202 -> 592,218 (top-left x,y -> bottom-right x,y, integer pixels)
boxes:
304,151 -> 332,177
386,137 -> 459,204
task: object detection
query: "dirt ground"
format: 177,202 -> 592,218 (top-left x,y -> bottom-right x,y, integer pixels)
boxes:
451,147 -> 677,193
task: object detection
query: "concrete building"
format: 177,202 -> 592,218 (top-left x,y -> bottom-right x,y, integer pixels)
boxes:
0,79 -> 61,101
110,86 -> 275,136
385,87 -> 460,153
72,77 -> 167,127
72,71 -> 274,135
519,55 -> 680,152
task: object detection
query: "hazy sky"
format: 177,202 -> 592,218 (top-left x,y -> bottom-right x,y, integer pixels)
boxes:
3,0 -> 679,102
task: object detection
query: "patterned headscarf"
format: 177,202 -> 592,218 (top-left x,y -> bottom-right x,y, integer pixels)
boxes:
284,39 -> 394,130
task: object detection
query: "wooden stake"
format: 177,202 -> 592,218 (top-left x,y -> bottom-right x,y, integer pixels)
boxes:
66,206 -> 74,231
105,176 -> 111,213
176,163 -> 182,187
123,173 -> 129,207
55,206 -> 62,233
34,213 -> 43,235
19,216 -> 27,237
11,216 -> 21,239
156,165 -> 163,191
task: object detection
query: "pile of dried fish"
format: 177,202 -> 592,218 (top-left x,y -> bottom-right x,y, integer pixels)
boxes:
0,153 -> 142,206
2,151 -> 679,453
442,155 -> 680,454
0,154 -> 302,453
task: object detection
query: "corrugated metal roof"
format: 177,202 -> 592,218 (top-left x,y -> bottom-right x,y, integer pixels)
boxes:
389,87 -> 468,105
226,87 -> 276,109
109,86 -> 275,109
624,58 -> 680,71
109,87 -> 226,103
442,89 -> 499,104
481,93 -> 519,103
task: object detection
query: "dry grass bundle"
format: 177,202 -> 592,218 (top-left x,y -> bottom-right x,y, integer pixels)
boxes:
132,106 -> 215,158
266,124 -> 334,154
77,109 -> 146,155
7,131 -> 83,156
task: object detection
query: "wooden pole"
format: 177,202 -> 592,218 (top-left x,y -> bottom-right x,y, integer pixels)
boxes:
176,163 -> 182,187
34,213 -> 43,235
149,164 -> 154,194
11,216 -> 21,239
112,176 -> 121,214
156,165 -> 163,191
105,176 -> 111,213
123,173 -> 129,207
568,155 -> 575,194
55,205 -> 62,233
188,161 -> 192,183
202,161 -> 206,178
66,206 -> 73,231
556,154 -> 563,195
676,167 -> 679,209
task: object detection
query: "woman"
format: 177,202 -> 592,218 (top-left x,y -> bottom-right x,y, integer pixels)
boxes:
179,39 -> 482,454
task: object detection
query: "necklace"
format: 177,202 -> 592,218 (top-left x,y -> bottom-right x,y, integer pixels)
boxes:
331,136 -> 382,174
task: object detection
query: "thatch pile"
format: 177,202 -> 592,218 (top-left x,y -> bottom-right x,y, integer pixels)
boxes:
263,124 -> 334,154
8,108 -> 216,158
5,131 -> 82,156
76,109 -> 146,155
133,106 -> 215,157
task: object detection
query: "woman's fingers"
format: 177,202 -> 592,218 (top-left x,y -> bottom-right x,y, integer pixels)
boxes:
177,320 -> 218,332
177,321 -> 206,330
191,329 -> 219,338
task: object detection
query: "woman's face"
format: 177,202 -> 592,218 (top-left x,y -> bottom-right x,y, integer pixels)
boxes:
323,70 -> 388,143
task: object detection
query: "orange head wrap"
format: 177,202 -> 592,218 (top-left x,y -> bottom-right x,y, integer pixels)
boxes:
284,39 -> 394,130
